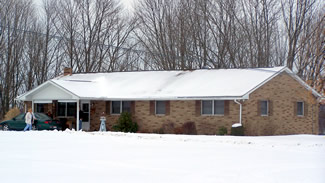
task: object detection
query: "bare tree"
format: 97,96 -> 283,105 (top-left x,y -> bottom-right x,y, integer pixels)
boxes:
0,0 -> 35,118
296,10 -> 325,94
281,0 -> 317,70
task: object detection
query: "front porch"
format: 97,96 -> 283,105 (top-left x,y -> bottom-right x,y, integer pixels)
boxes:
24,100 -> 91,131
17,81 -> 91,131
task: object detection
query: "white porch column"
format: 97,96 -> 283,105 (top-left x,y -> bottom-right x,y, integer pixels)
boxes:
76,100 -> 80,130
32,100 -> 34,112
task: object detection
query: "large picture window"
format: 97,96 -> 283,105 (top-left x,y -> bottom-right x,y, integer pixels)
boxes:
111,101 -> 131,114
202,100 -> 224,115
58,102 -> 76,117
35,104 -> 45,113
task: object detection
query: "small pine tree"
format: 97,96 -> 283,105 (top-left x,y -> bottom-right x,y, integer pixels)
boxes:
112,112 -> 138,133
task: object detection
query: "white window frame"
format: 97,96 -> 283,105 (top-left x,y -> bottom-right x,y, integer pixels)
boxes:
111,101 -> 131,115
297,101 -> 304,116
155,101 -> 166,115
261,100 -> 269,116
201,100 -> 224,116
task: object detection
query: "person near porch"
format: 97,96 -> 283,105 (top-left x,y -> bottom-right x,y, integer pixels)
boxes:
47,110 -> 53,118
79,109 -> 84,131
24,108 -> 36,131
99,112 -> 106,132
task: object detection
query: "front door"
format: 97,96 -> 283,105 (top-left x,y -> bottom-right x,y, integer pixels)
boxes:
81,101 -> 90,131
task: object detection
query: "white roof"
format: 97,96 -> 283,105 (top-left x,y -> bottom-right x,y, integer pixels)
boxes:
17,66 -> 322,101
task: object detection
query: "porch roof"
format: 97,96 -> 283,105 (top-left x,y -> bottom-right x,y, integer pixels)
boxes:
16,66 -> 322,101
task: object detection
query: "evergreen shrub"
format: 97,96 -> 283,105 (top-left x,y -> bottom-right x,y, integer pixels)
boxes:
112,112 -> 138,133
218,126 -> 228,135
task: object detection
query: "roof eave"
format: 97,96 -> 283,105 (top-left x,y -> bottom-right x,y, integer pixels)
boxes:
75,95 -> 249,101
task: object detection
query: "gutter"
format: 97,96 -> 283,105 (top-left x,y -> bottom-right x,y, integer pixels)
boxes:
234,99 -> 242,125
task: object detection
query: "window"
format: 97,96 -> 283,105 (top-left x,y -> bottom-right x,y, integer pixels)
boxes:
202,100 -> 224,115
82,103 -> 89,122
297,102 -> 304,116
58,102 -> 66,116
35,104 -> 45,113
112,101 -> 121,114
261,100 -> 268,116
214,100 -> 224,115
122,101 -> 131,113
67,103 -> 76,116
111,101 -> 131,114
202,100 -> 213,115
57,102 -> 76,117
156,101 -> 166,115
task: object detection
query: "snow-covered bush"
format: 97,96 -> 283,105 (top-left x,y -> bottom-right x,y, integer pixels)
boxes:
112,112 -> 138,133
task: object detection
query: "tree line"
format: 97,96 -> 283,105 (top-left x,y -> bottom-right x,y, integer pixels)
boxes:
0,0 -> 324,119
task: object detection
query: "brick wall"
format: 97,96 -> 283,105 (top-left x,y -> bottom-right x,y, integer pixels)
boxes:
242,72 -> 319,135
83,71 -> 320,135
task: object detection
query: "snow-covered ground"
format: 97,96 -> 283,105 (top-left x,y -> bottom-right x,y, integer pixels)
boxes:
0,131 -> 324,183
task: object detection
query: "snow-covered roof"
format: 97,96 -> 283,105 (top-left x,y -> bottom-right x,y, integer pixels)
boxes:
16,66 -> 322,101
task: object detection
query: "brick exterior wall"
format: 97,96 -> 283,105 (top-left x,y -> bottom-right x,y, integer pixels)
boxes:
88,72 -> 319,135
242,72 -> 319,135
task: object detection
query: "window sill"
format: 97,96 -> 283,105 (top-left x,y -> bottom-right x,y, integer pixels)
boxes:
110,113 -> 121,116
201,114 -> 225,116
155,114 -> 166,116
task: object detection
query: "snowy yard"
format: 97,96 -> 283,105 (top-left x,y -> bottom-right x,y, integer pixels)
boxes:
0,131 -> 324,183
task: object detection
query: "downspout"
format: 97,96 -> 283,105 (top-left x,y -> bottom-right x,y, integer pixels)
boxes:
234,99 -> 242,125
77,100 -> 80,131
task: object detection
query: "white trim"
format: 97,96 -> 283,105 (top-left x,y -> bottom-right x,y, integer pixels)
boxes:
234,99 -> 242,125
58,100 -> 77,103
34,100 -> 53,104
77,100 -> 80,131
